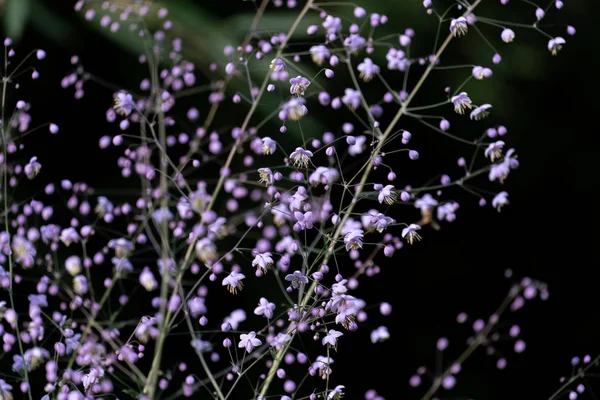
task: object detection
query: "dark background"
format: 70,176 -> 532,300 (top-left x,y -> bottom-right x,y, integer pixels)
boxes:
1,0 -> 599,399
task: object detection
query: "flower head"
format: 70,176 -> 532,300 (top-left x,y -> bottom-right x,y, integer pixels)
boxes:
239,331 -> 262,353
344,229 -> 364,251
548,37 -> 566,55
450,17 -> 468,37
285,270 -> 308,289
492,191 -> 509,211
289,76 -> 310,97
357,58 -> 380,82
451,92 -> 472,114
470,104 -> 492,120
402,224 -> 422,245
24,157 -> 41,179
290,147 -> 313,168
114,92 -> 135,116
222,271 -> 245,294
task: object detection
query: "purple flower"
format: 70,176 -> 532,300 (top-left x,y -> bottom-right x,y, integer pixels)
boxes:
222,271 -> 245,294
239,331 -> 262,353
342,88 -> 361,110
489,148 -> 518,183
501,28 -> 515,43
437,202 -> 459,222
270,58 -> 286,72
279,98 -> 307,121
114,91 -> 135,116
377,184 -> 397,205
386,48 -> 408,71
285,270 -> 308,289
370,326 -> 390,343
24,156 -> 41,179
139,267 -> 158,291
60,227 -> 80,246
152,207 -> 173,224
252,252 -> 274,273
187,297 -> 207,317
195,238 -> 218,264
402,224 -> 422,245
548,37 -> 566,55
290,147 -> 313,168
472,66 -> 493,80
485,140 -> 505,162
254,297 -> 276,319
309,167 -> 339,186
311,355 -> 334,378
261,137 -> 276,155
322,15 -> 342,37
348,135 -> 367,156
289,186 -> 308,212
108,237 -> 135,259
451,92 -> 472,114
12,236 -> 36,268
344,34 -> 366,53
289,76 -> 310,97
258,167 -> 275,186
344,229 -> 364,251
357,58 -> 380,82
492,191 -> 509,211
322,329 -> 343,349
95,196 -> 114,216
0,379 -> 12,399
362,210 -> 395,233
415,193 -> 438,211
310,45 -> 330,66
450,17 -> 468,37
470,104 -> 492,120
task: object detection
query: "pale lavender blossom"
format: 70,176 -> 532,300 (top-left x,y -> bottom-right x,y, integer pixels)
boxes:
342,88 -> 361,110
239,331 -> 262,353
254,297 -> 276,319
261,137 -> 276,154
451,92 -> 472,114
548,37 -> 566,55
376,184 -> 397,205
470,104 -> 492,120
310,45 -> 330,65
344,229 -> 364,251
113,91 -> 135,115
24,156 -> 41,179
222,271 -> 245,294
309,167 -> 339,186
370,326 -> 390,343
450,17 -> 468,36
485,140 -> 505,162
279,98 -> 307,121
252,252 -> 274,273
344,34 -> 366,53
357,58 -> 380,82
492,191 -> 510,211
285,270 -> 308,289
270,58 -> 286,71
402,224 -> 422,244
289,76 -> 310,97
322,329 -> 343,349
290,147 -> 313,168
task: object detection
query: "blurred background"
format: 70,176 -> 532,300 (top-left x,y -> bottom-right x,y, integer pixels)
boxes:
0,0 -> 599,399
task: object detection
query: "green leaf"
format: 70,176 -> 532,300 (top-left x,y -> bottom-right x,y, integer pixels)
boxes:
4,0 -> 31,40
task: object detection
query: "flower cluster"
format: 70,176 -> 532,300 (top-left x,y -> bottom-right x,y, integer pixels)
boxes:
0,0 -> 577,399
